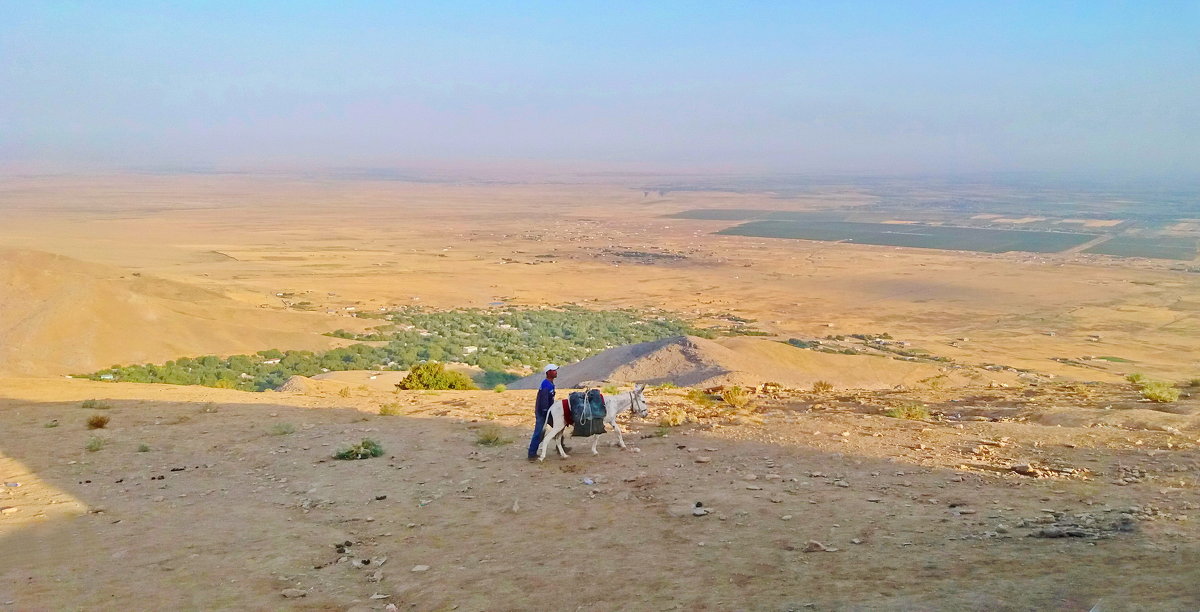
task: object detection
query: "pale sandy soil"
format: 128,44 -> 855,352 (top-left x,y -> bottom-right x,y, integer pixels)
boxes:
1,378 -> 1198,611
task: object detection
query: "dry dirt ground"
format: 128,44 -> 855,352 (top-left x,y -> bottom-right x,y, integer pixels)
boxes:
2,378 -> 1198,611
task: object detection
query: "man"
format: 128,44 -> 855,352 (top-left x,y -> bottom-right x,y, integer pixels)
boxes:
527,364 -> 558,461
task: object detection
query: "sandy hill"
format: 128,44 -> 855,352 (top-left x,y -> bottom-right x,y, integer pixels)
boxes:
510,335 -> 1005,390
0,249 -> 340,376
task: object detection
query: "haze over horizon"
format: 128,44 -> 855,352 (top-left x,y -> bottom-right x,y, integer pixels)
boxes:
2,1 -> 1197,178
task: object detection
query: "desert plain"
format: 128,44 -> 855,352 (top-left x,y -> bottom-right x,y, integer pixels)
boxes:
1,172 -> 1199,610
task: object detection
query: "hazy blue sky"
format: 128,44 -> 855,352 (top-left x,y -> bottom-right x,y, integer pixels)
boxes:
2,1 -> 1197,176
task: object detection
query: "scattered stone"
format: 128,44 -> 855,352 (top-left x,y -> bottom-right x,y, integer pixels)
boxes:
692,507 -> 710,517
867,497 -> 882,503
369,593 -> 390,600
411,565 -> 430,572
695,456 -> 711,464
280,588 -> 306,598
1011,464 -> 1036,476
0,507 -> 18,515
744,474 -> 758,481
802,540 -> 837,552
834,480 -> 850,488
746,485 -> 763,491
781,515 -> 793,520
851,538 -> 862,545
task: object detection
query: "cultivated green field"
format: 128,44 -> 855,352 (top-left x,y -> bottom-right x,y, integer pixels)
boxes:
717,220 -> 1097,254
1083,236 -> 1198,261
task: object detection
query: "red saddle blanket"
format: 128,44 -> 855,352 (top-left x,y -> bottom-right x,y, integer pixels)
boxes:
561,398 -> 574,425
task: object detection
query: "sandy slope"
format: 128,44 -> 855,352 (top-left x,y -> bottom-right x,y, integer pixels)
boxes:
1,377 -> 1197,610
0,249 -> 342,376
510,335 -> 1009,390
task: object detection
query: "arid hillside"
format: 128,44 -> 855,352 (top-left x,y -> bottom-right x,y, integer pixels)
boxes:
0,249 -> 343,376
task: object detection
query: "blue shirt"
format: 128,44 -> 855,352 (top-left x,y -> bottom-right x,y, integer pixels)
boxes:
536,377 -> 556,412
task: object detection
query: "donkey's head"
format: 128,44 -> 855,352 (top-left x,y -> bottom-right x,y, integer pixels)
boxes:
631,383 -> 649,418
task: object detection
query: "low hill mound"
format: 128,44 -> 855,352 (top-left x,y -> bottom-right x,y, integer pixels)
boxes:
0,248 -> 339,376
509,335 -> 1002,390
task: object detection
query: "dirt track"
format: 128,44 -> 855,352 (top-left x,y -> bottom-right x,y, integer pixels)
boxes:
2,379 -> 1197,611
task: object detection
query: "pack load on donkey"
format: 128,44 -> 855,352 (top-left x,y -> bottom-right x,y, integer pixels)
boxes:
564,389 -> 607,437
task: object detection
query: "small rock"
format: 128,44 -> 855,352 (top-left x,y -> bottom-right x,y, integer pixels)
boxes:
0,507 -> 18,515
695,456 -> 711,463
850,538 -> 862,545
867,497 -> 882,503
744,474 -> 759,481
369,593 -> 390,600
781,515 -> 793,520
834,480 -> 850,488
692,507 -> 710,517
281,588 -> 307,598
411,565 -> 430,572
746,485 -> 763,491
1011,464 -> 1036,476
802,540 -> 829,552
385,605 -> 398,612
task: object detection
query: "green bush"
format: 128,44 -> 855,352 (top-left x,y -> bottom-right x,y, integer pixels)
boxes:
378,402 -> 403,416
137,443 -> 150,452
1126,373 -> 1146,385
1140,381 -> 1180,403
396,362 -> 478,390
653,381 -> 679,390
334,438 -> 384,460
601,384 -> 620,395
492,384 -> 506,393
884,403 -> 931,420
85,436 -> 105,452
1187,378 -> 1200,388
81,399 -> 111,410
270,422 -> 296,435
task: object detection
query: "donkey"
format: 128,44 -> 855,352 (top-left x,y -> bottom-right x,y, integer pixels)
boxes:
536,384 -> 649,461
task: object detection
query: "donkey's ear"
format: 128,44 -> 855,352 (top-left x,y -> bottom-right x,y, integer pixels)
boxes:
635,383 -> 646,392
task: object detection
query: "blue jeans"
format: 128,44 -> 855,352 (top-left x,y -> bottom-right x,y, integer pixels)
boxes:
527,406 -> 548,458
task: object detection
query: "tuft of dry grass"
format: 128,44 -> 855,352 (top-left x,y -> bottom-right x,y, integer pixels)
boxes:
475,425 -> 510,447
657,406 -> 688,427
270,422 -> 296,435
85,436 -> 105,452
87,414 -> 110,429
378,402 -> 403,416
1140,381 -> 1180,403
81,399 -> 111,410
721,386 -> 751,410
884,403 -> 931,420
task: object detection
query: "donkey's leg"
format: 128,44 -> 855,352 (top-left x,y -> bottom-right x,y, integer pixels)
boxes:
591,432 -> 601,455
611,420 -> 628,449
555,428 -> 570,459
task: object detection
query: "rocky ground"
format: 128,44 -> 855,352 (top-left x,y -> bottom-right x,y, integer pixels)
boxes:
1,378 -> 1198,611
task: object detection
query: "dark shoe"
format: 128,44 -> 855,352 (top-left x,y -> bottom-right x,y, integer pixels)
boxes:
527,456 -> 538,462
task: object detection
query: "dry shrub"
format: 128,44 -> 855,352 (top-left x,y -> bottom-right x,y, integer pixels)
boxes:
81,399 -> 111,410
685,388 -> 715,408
658,406 -> 688,427
721,386 -> 751,410
475,425 -> 510,447
86,414 -> 110,429
338,387 -> 352,398
378,402 -> 403,416
1140,381 -> 1180,403
270,422 -> 296,435
811,380 -> 834,394
884,403 -> 930,420
85,436 -> 105,452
